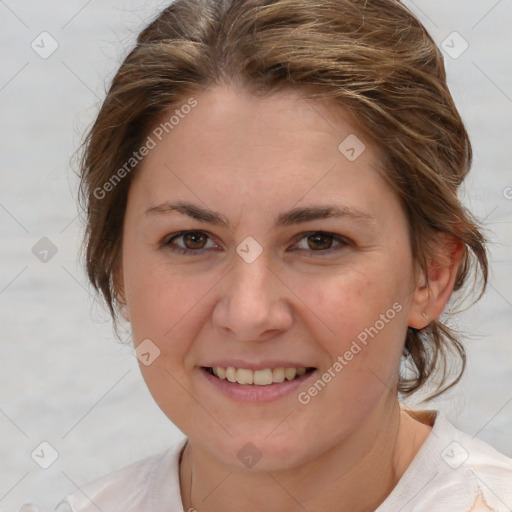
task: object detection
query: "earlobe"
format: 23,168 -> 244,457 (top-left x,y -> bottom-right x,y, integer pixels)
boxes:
408,236 -> 464,329
408,271 -> 431,329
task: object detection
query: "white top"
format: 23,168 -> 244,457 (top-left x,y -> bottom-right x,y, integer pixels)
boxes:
55,410 -> 512,512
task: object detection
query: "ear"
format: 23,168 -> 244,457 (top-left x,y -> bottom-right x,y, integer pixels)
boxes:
408,235 -> 464,329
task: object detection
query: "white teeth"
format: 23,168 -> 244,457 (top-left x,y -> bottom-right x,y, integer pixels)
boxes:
236,368 -> 254,385
285,368 -> 297,381
210,366 -> 308,385
226,366 -> 237,383
272,367 -> 285,383
253,369 -> 273,385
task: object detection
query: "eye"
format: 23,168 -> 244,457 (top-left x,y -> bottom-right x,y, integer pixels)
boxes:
164,231 -> 218,254
163,230 -> 348,256
292,231 -> 348,254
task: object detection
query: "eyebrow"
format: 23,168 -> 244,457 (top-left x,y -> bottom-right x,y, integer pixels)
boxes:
144,201 -> 375,229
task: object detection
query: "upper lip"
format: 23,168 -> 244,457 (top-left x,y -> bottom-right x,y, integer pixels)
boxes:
200,360 -> 314,371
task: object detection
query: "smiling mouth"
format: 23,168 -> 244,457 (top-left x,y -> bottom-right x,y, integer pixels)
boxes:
202,366 -> 316,385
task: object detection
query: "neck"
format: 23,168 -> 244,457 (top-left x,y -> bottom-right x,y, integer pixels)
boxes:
179,397 -> 432,512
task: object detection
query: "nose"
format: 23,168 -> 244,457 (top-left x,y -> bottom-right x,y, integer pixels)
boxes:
211,253 -> 293,343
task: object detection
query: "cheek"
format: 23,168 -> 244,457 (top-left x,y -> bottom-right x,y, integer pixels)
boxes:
124,262 -> 215,415
293,270 -> 408,429
124,256 -> 219,359
298,255 -> 410,373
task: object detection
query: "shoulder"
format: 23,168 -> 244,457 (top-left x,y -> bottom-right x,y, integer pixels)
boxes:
379,409 -> 512,512
447,421 -> 512,512
55,438 -> 188,512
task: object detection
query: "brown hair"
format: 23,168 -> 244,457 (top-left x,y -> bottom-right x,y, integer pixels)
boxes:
78,0 -> 488,399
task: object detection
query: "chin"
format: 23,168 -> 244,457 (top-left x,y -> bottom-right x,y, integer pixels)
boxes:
197,424 -> 322,472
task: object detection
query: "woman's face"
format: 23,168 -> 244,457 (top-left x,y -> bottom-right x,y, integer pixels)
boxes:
120,85 -> 419,469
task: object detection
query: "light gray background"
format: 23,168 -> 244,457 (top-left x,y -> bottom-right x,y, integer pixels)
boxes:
1,1 -> 511,510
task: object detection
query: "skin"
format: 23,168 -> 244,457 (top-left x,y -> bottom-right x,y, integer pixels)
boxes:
118,84 -> 463,511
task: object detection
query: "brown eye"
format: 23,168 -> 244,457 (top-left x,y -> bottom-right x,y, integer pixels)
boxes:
165,231 -> 216,253
293,231 -> 348,255
306,233 -> 334,250
181,231 -> 208,249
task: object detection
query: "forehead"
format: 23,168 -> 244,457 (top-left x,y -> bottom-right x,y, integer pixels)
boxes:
150,84 -> 376,162
129,84 -> 393,221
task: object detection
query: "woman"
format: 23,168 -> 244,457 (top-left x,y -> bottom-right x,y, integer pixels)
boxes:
57,0 -> 512,510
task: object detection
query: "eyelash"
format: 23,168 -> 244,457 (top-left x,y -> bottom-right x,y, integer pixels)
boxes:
163,230 -> 349,256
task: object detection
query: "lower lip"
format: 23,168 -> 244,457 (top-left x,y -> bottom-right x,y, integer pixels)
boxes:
199,368 -> 316,403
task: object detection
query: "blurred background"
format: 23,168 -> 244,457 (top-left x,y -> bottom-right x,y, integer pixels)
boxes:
0,0 -> 511,510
